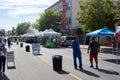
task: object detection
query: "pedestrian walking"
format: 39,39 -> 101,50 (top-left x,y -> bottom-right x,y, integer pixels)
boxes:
7,38 -> 11,48
71,36 -> 83,70
87,37 -> 100,69
3,38 -> 6,45
0,38 -> 7,74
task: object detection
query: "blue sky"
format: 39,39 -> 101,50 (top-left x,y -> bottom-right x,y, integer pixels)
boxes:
0,0 -> 58,31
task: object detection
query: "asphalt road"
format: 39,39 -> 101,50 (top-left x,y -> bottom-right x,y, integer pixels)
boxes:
0,42 -> 120,80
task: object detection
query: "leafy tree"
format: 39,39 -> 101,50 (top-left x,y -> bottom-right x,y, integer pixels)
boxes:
35,9 -> 62,32
77,0 -> 119,32
33,22 -> 39,30
0,29 -> 5,36
16,22 -> 31,35
9,27 -> 16,36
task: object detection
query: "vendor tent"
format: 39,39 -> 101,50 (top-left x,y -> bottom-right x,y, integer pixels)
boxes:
86,28 -> 115,36
23,30 -> 42,37
41,29 -> 61,42
42,29 -> 61,36
85,28 -> 115,45
22,30 -> 42,43
23,33 -> 35,37
86,28 -> 119,64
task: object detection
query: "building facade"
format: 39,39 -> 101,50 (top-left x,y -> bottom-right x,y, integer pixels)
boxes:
47,0 -> 82,35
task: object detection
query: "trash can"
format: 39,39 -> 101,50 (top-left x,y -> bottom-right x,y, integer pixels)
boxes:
20,43 -> 23,47
26,45 -> 30,52
52,55 -> 62,71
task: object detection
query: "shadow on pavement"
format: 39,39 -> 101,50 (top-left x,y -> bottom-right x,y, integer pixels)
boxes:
101,48 -> 113,54
101,48 -> 120,55
80,69 -> 100,77
54,70 -> 69,74
104,59 -> 120,64
0,74 -> 9,80
7,66 -> 16,69
33,54 -> 43,56
97,68 -> 119,75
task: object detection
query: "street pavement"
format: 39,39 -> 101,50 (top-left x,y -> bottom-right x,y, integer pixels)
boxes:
0,42 -> 120,80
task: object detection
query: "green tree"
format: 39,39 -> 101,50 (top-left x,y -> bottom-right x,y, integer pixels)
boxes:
0,29 -> 5,36
16,22 -> 31,35
77,0 -> 119,32
9,27 -> 16,35
35,9 -> 62,32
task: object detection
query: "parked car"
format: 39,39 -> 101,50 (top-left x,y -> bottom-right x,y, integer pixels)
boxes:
60,35 -> 77,47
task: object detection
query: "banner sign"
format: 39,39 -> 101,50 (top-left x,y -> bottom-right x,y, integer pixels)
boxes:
32,43 -> 40,55
62,0 -> 66,30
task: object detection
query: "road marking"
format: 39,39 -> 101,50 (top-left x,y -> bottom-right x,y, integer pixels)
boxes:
40,57 -> 52,67
39,57 -> 82,80
69,73 -> 82,80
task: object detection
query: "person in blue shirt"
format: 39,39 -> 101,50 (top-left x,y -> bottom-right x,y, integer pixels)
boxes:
71,36 -> 83,70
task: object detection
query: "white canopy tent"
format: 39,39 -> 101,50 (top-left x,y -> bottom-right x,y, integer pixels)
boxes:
42,29 -> 61,37
23,33 -> 35,37
41,28 -> 62,41
23,30 -> 42,37
22,29 -> 42,43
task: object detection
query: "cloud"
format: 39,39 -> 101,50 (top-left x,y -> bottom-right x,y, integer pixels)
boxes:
8,7 -> 44,16
0,15 -> 39,31
1,0 -> 58,16
6,0 -> 55,5
0,19 -> 17,30
0,0 -> 59,31
16,15 -> 40,23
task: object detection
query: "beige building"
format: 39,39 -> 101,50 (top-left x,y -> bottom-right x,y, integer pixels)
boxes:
47,0 -> 82,35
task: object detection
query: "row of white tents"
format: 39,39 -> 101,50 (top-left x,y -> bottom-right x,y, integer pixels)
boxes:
23,29 -> 61,38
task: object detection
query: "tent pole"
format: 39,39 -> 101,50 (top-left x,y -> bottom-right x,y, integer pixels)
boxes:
116,43 -> 118,64
84,36 -> 86,45
111,37 -> 114,55
83,32 -> 87,49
